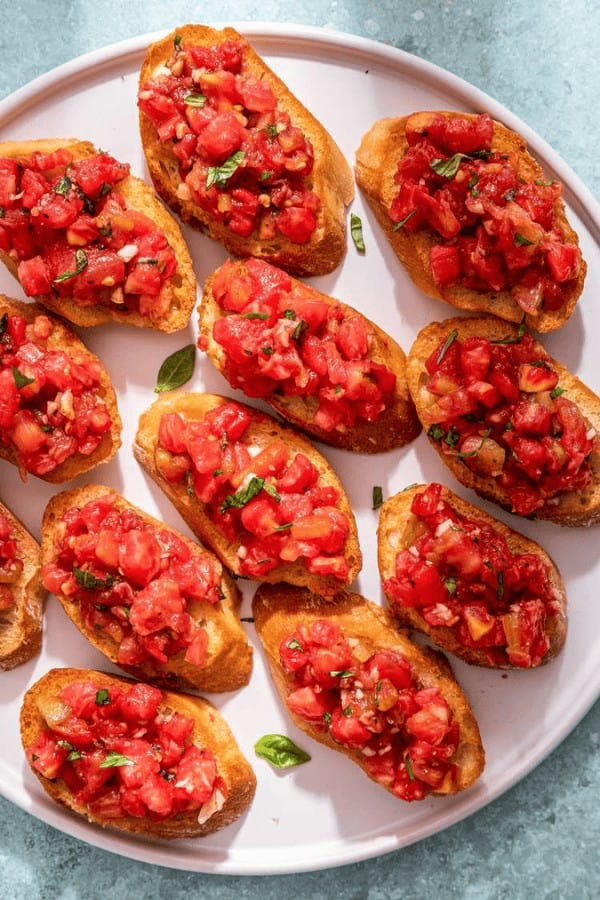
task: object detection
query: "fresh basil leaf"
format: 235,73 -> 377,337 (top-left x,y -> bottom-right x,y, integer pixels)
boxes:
220,476 -> 265,513
436,329 -> 458,365
242,312 -> 269,320
514,233 -> 534,247
261,345 -> 274,356
430,153 -> 470,179
491,323 -> 526,345
372,486 -> 384,510
428,424 -> 446,443
405,753 -> 416,781
350,213 -> 365,252
455,429 -> 491,459
445,576 -> 457,595
263,482 -> 281,502
73,567 -> 114,591
99,751 -> 134,769
291,319 -> 308,343
206,150 -> 244,189
184,93 -> 207,107
54,248 -> 88,283
154,344 -> 196,393
53,175 -> 73,197
254,734 -> 311,769
286,638 -> 303,651
173,34 -> 182,50
329,669 -> 353,679
283,309 -> 296,320
550,386 -> 566,399
393,209 -> 417,231
260,170 -> 274,182
12,366 -> 35,389
264,124 -> 279,140
444,427 -> 460,448
95,689 -> 111,706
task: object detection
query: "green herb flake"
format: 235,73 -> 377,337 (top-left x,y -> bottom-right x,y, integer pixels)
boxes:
12,366 -> 35,389
445,576 -> 457,595
342,706 -> 353,717
254,734 -> 311,769
323,712 -> 332,725
173,34 -> 182,50
95,689 -> 111,706
263,482 -> 281,503
428,424 -> 446,443
286,639 -> 304,651
264,124 -> 279,140
99,751 -> 134,769
242,312 -> 269,320
550,386 -> 566,399
393,209 -> 417,231
184,93 -> 207,108
491,323 -> 526,345
350,213 -> 365,252
405,753 -> 416,781
372,485 -> 384,510
154,344 -> 196,393
291,319 -> 308,343
430,152 -> 470,179
329,669 -> 353,679
73,567 -> 114,591
53,248 -> 88,283
283,309 -> 296,320
456,429 -> 492,459
53,175 -> 72,197
514,233 -> 534,247
260,170 -> 274,182
220,476 -> 265,513
534,178 -> 554,187
436,329 -> 459,366
206,150 -> 245,189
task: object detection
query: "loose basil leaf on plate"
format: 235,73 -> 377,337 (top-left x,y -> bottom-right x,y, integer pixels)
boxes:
154,344 -> 196,393
254,734 -> 311,769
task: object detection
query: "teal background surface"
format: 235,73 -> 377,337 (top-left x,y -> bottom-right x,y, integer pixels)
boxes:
0,2 -> 598,897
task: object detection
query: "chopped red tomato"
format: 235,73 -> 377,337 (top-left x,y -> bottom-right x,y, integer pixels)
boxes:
391,112 -> 582,315
26,678 -> 226,822
279,619 -> 459,801
137,36 -> 319,243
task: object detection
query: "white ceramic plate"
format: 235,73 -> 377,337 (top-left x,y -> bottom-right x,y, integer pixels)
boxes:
1,23 -> 599,876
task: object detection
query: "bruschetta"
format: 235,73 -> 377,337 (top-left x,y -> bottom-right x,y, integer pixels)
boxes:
137,25 -> 354,276
378,482 -> 567,668
252,583 -> 484,801
133,393 -> 362,593
0,497 -> 45,670
0,138 -> 196,331
21,667 -> 256,839
41,485 -> 252,693
355,111 -> 586,332
198,257 -> 421,452
406,316 -> 600,525
0,296 -> 121,482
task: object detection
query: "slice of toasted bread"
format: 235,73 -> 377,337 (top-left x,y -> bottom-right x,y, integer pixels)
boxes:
133,392 -> 362,594
41,484 -> 252,692
377,483 -> 567,667
406,315 -> 600,525
0,138 -> 196,332
198,258 -> 421,453
20,667 -> 256,839
138,25 -> 354,276
0,296 -> 121,483
355,111 -> 586,332
0,498 -> 45,670
252,583 -> 484,799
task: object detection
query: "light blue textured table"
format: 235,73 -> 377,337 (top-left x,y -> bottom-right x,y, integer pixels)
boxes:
1,2 -> 599,897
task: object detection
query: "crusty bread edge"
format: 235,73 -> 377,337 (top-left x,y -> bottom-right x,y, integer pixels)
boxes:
377,483 -> 567,667
20,667 -> 256,839
41,484 -> 253,693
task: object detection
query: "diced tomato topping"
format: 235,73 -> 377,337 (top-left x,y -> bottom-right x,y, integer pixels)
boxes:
280,619 -> 458,800
26,677 -> 226,822
391,112 -> 582,314
137,36 -> 319,243
0,148 -> 178,320
41,493 -> 222,669
201,258 -> 397,432
154,400 -> 352,582
422,329 -> 596,515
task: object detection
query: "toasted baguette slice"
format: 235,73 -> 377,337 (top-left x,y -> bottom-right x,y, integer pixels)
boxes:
407,316 -> 600,525
0,296 -> 121,483
252,584 -> 484,799
41,485 -> 252,692
198,258 -> 421,453
133,392 -> 362,594
0,498 -> 45,669
138,25 -> 354,276
378,483 -> 567,668
21,667 -> 256,839
355,111 -> 586,332
0,139 -> 196,331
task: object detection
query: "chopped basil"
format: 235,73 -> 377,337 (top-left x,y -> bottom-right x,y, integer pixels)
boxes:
430,153 -> 470,179
436,329 -> 458,365
444,427 -> 460,448
283,309 -> 296,320
323,712 -> 332,725
393,209 -> 417,231
154,344 -> 196,393
468,173 -> 480,195
372,485 -> 384,510
514,233 -> 534,247
491,323 -> 526,345
53,248 -> 88,283
95,689 -> 111,706
73,567 -> 114,591
286,639 -> 303,651
261,345 -> 274,356
534,178 -> 554,186
291,319 -> 308,343
550,386 -> 566,399
206,150 -> 244,189
342,706 -> 353,717
67,749 -> 82,762
53,175 -> 72,197
405,753 -> 416,781
220,476 -> 265,513
242,312 -> 269,320
184,93 -> 207,107
264,124 -> 279,140
350,213 -> 365,252
173,34 -> 182,50
254,734 -> 311,769
263,482 -> 281,502
98,224 -> 112,238
329,669 -> 353,679
12,366 -> 35,389
428,424 -> 446,443
99,751 -> 134,769
260,170 -> 274,182
444,576 -> 457,595
456,429 -> 491,459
